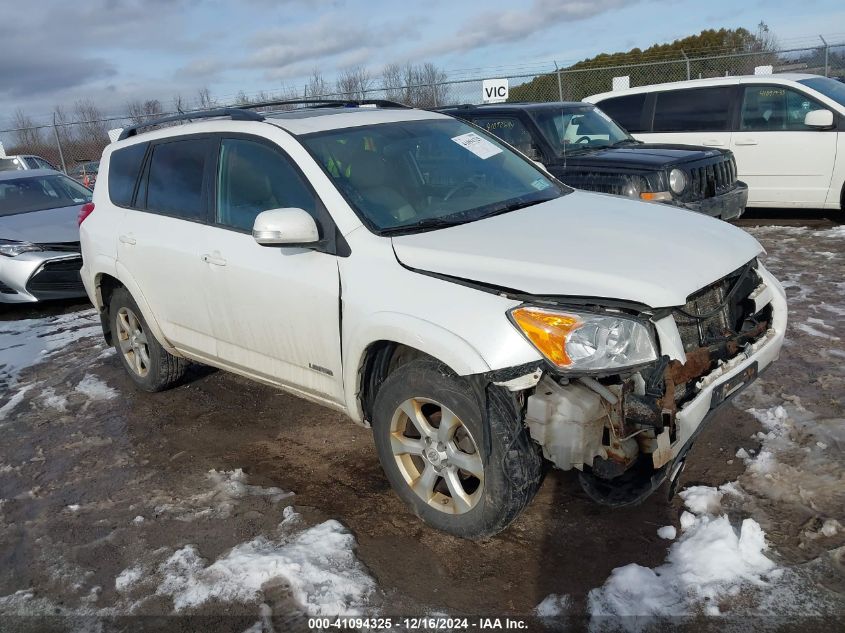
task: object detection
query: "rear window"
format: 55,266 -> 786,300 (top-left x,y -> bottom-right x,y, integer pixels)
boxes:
108,143 -> 147,207
144,138 -> 211,221
653,87 -> 733,132
597,94 -> 648,132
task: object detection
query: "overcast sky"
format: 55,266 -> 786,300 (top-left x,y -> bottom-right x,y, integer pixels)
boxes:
2,0 -> 844,128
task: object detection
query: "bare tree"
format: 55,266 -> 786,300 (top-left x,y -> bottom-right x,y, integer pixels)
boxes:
306,70 -> 331,98
72,100 -> 108,159
416,62 -> 450,108
172,94 -> 185,113
336,66 -> 373,100
126,99 -> 163,125
381,63 -> 405,102
196,86 -> 215,109
12,109 -> 43,148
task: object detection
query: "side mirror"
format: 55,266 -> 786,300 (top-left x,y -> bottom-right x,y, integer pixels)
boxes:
804,109 -> 834,128
252,208 -> 320,247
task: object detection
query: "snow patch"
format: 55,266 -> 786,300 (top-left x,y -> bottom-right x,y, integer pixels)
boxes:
535,593 -> 571,618
154,468 -> 293,521
75,374 -> 118,401
588,491 -> 776,621
657,526 -> 677,540
39,387 -> 67,412
0,385 -> 32,422
115,566 -> 145,593
0,309 -> 100,388
156,509 -> 374,615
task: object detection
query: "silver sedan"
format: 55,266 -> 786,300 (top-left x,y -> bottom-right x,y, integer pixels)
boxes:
0,169 -> 91,303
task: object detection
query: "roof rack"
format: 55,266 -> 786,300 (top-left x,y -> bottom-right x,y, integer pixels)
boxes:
117,108 -> 265,141
236,98 -> 410,111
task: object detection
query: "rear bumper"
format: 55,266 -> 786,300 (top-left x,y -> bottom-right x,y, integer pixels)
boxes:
681,182 -> 748,220
0,252 -> 85,303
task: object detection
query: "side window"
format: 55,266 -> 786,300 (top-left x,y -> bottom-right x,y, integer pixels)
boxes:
25,157 -> 40,169
216,138 -> 317,232
470,117 -> 537,156
740,86 -> 827,131
108,142 -> 148,207
653,87 -> 733,132
145,138 -> 211,220
596,94 -> 647,132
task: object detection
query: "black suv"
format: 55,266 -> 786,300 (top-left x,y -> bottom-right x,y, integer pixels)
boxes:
441,102 -> 748,220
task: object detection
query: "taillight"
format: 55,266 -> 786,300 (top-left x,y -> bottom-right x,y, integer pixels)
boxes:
78,202 -> 95,226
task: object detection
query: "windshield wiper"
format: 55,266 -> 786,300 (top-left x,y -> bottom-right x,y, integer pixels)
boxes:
609,138 -> 640,147
474,197 -> 548,221
381,216 -> 469,236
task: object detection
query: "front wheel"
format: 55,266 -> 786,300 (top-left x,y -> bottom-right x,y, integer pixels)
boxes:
372,359 -> 542,539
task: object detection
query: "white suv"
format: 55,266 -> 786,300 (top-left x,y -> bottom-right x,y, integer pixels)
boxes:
80,102 -> 787,538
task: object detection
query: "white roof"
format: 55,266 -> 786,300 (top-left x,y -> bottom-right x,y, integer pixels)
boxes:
263,107 -> 448,135
586,72 -> 824,102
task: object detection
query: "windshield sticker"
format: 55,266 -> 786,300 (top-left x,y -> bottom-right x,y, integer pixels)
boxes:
531,177 -> 552,191
451,132 -> 503,160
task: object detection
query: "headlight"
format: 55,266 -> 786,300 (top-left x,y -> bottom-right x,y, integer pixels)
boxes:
669,168 -> 687,194
621,176 -> 642,198
510,306 -> 657,372
0,240 -> 42,257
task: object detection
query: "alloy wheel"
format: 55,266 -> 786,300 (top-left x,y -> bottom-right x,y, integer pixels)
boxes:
389,397 -> 484,515
116,306 -> 150,377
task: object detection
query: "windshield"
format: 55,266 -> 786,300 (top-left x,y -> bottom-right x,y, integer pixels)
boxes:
0,174 -> 92,216
798,77 -> 845,108
530,106 -> 633,158
0,157 -> 26,172
301,118 -> 566,234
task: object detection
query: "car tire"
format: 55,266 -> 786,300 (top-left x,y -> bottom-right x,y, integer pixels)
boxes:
109,287 -> 188,392
372,359 -> 542,539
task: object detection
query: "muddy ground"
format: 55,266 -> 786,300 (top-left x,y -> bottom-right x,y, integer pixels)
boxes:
0,211 -> 843,632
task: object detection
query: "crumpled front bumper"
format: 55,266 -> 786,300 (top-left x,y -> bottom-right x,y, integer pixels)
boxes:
670,264 -> 785,453
680,181 -> 749,221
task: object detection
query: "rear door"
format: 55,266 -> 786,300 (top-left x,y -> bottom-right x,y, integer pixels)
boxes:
202,135 -> 343,403
730,83 -> 837,207
117,136 -> 217,358
636,85 -> 736,149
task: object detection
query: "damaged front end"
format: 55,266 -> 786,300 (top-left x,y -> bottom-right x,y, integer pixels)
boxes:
507,260 -> 778,507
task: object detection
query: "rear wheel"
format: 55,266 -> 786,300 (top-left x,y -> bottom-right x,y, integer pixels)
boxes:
372,359 -> 542,539
109,287 -> 188,392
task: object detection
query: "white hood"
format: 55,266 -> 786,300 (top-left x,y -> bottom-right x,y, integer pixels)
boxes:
391,191 -> 762,309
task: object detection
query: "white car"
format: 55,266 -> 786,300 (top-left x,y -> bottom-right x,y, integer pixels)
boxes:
79,102 -> 786,538
587,74 -> 845,211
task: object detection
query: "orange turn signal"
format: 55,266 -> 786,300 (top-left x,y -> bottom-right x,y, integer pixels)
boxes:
511,307 -> 582,367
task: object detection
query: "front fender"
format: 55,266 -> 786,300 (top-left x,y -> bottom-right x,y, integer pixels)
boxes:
343,312 -> 495,423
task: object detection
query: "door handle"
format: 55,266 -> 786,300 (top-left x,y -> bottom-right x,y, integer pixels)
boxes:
119,234 -> 136,245
702,139 -> 725,147
201,254 -> 227,267
734,138 -> 758,146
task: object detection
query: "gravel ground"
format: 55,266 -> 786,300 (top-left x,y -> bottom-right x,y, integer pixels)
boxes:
0,215 -> 842,632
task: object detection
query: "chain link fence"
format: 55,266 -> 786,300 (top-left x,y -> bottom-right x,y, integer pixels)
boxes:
1,40 -> 843,182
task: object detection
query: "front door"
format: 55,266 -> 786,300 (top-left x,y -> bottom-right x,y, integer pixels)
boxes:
202,136 -> 343,403
730,84 -> 837,207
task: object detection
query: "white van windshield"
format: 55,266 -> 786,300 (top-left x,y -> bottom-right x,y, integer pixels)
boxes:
798,77 -> 845,108
301,118 -> 567,235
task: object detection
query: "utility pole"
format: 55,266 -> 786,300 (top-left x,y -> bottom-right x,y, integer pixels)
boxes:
52,112 -> 67,174
554,61 -> 563,102
820,36 -> 829,77
680,50 -> 690,80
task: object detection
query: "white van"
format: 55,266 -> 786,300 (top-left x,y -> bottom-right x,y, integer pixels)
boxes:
587,74 -> 845,210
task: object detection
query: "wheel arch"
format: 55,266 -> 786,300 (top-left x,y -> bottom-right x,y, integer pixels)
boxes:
344,316 -> 492,425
